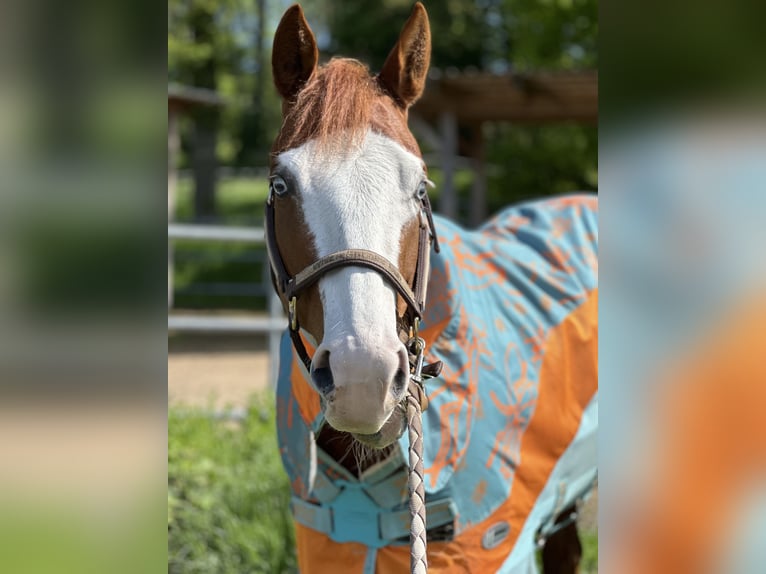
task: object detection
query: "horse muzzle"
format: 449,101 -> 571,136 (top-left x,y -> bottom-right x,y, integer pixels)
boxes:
311,336 -> 410,436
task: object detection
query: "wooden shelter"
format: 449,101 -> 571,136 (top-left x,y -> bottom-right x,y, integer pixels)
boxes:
411,70 -> 598,224
415,70 -> 597,124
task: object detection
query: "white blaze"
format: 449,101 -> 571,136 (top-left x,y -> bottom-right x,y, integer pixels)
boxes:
275,130 -> 423,431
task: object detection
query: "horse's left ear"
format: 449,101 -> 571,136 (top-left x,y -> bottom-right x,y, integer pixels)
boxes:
378,2 -> 431,109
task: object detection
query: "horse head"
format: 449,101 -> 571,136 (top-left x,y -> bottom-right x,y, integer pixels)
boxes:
267,3 -> 435,448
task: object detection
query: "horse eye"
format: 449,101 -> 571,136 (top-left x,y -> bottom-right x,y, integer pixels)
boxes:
270,175 -> 289,197
416,182 -> 428,200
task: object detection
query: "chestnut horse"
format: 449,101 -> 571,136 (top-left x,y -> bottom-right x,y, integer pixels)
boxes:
267,4 -> 598,573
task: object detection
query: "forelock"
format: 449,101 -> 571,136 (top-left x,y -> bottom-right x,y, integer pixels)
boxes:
271,58 -> 421,158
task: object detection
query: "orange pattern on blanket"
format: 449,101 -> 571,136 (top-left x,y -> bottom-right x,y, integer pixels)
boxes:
294,523 -> 367,574
290,337 -> 321,426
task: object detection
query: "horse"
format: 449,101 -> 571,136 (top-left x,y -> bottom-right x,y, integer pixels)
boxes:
266,4 -> 598,572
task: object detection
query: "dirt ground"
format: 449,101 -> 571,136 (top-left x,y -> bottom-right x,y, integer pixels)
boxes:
168,334 -> 273,409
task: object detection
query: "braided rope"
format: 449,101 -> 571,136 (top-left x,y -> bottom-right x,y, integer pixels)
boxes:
406,391 -> 428,574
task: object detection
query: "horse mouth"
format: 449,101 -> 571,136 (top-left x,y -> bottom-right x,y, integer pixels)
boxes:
351,405 -> 406,449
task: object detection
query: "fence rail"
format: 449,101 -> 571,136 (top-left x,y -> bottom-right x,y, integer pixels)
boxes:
168,315 -> 286,333
168,223 -> 265,243
168,222 -> 284,386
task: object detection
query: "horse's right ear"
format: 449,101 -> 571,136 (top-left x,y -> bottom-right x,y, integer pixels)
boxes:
378,2 -> 431,109
272,5 -> 318,101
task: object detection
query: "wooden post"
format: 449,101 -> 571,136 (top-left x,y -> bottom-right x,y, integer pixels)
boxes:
168,107 -> 179,308
265,265 -> 283,389
438,111 -> 458,219
469,124 -> 487,227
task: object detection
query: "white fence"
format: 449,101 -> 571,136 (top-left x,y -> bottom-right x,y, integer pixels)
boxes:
168,223 -> 286,386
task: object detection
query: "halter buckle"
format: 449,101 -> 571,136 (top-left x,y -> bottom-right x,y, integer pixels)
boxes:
288,297 -> 297,331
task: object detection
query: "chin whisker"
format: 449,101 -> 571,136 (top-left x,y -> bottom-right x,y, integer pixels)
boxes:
336,440 -> 356,466
351,439 -> 372,473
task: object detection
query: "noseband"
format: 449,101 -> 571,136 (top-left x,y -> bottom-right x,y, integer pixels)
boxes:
264,185 -> 443,400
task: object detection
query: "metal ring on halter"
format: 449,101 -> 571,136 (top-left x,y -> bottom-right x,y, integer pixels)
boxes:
288,297 -> 297,331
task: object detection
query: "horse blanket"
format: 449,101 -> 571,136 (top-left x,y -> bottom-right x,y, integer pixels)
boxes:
276,194 -> 599,573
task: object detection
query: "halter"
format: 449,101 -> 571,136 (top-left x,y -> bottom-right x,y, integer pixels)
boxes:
264,185 -> 443,388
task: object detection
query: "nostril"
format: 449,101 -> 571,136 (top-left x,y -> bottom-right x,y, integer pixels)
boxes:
392,368 -> 408,398
313,368 -> 335,396
311,349 -> 335,396
391,346 -> 411,398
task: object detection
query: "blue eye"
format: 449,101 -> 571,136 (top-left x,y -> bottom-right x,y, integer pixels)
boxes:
416,182 -> 428,200
270,175 -> 289,197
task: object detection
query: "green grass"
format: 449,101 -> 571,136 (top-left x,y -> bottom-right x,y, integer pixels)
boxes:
581,531 -> 599,573
168,396 -> 297,574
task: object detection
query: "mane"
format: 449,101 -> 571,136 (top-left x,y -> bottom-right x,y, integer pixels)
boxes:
273,58 -> 420,156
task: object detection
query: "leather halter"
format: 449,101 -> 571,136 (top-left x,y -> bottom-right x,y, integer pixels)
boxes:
264,185 -> 443,387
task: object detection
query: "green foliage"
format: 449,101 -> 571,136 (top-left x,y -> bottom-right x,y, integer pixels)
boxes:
168,396 -> 297,574
501,0 -> 598,70
324,0 -> 597,72
323,0 -> 487,70
169,0 -> 282,166
168,0 -> 245,81
486,123 -> 598,209
580,531 -> 599,574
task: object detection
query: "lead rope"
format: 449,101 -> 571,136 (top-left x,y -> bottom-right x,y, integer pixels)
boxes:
406,392 -> 428,574
407,332 -> 430,574
405,204 -> 440,574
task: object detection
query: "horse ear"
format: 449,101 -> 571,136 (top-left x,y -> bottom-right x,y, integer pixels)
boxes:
272,5 -> 318,101
378,2 -> 431,109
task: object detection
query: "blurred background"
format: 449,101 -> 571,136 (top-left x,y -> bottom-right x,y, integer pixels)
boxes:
167,0 -> 598,572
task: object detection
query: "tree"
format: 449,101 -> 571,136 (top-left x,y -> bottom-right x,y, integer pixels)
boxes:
169,0 -> 285,203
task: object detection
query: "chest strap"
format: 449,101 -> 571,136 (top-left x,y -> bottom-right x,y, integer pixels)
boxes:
291,495 -> 457,549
